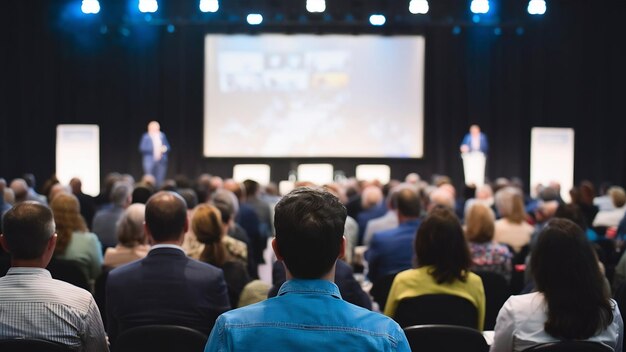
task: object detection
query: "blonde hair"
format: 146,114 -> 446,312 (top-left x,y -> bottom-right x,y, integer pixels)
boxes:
495,187 -> 527,224
50,193 -> 87,255
609,187 -> 626,208
464,202 -> 495,243
116,203 -> 146,247
192,204 -> 227,267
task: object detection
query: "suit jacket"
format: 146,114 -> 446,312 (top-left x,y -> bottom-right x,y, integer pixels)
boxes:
139,132 -> 171,163
460,132 -> 489,154
105,247 -> 230,344
365,219 -> 421,282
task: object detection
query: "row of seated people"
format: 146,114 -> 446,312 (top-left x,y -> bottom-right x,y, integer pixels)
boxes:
1,170 -> 624,350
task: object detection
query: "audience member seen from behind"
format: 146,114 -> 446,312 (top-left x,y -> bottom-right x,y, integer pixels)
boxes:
193,204 -> 251,308
464,202 -> 513,282
0,202 -> 108,351
494,187 -> 533,253
50,193 -> 103,282
490,218 -> 623,352
103,203 -> 150,268
205,187 -> 410,351
106,191 -> 230,346
384,206 -> 486,331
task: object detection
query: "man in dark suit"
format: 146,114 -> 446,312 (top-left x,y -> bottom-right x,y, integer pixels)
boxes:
139,121 -> 171,187
460,124 -> 489,154
105,191 -> 230,345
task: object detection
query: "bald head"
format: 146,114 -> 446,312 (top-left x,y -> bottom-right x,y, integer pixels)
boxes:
148,121 -> 160,134
10,179 -> 28,203
145,191 -> 188,243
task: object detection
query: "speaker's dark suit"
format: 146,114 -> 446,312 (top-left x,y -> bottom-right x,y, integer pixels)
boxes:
105,247 -> 230,344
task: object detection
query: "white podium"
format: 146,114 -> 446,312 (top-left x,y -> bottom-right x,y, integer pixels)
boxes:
461,152 -> 486,187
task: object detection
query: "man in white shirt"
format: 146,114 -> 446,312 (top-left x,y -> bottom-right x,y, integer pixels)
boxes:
0,202 -> 108,351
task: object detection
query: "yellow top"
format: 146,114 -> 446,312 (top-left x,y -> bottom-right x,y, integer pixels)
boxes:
383,266 -> 486,331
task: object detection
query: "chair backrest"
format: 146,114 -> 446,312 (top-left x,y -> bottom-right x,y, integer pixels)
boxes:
46,258 -> 90,291
394,294 -> 478,329
473,270 -> 510,330
403,324 -> 488,352
370,272 -> 399,311
114,325 -> 208,352
0,338 -> 72,352
522,341 -> 613,352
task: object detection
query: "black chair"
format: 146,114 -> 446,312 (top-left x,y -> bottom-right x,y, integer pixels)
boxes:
370,272 -> 399,311
473,270 -> 511,330
47,258 -> 90,291
393,294 -> 478,329
523,341 -> 613,352
403,324 -> 488,352
510,244 -> 530,294
94,266 -> 113,326
0,338 -> 72,352
113,325 -> 208,352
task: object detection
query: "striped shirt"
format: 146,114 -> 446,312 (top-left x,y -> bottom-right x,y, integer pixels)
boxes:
0,267 -> 109,352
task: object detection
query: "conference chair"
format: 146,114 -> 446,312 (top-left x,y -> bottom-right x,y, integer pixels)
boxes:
113,325 -> 208,352
393,294 -> 479,329
370,272 -> 399,311
522,341 -> 613,352
403,324 -> 488,352
46,258 -> 90,291
473,270 -> 511,330
0,338 -> 72,352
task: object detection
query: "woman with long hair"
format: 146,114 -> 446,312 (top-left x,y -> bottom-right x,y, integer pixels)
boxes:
192,203 -> 250,307
103,203 -> 150,268
493,187 -> 533,253
490,218 -> 623,351
50,192 -> 103,281
465,202 -> 512,282
384,206 -> 485,330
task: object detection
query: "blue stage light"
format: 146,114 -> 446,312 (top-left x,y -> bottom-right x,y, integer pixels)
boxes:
247,14 -> 263,25
470,0 -> 490,14
409,0 -> 429,15
199,0 -> 219,13
138,0 -> 158,13
528,0 -> 546,15
369,14 -> 386,26
81,0 -> 100,14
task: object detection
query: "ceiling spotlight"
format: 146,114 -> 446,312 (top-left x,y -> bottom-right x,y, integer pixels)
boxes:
306,0 -> 326,13
470,0 -> 490,14
199,0 -> 219,13
528,0 -> 546,15
409,0 -> 429,15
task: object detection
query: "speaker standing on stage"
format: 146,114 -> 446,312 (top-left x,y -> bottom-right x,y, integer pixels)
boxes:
139,121 -> 170,187
460,124 -> 489,154
460,124 -> 488,187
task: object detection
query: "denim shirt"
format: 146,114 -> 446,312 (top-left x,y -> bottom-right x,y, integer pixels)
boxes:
205,279 -> 410,352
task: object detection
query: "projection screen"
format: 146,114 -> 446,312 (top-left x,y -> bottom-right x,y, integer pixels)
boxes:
204,34 -> 425,158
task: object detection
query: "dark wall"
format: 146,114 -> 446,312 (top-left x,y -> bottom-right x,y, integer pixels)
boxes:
1,0 -> 625,192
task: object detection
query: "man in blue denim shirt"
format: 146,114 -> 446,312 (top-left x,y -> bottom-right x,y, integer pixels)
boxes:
205,187 -> 410,351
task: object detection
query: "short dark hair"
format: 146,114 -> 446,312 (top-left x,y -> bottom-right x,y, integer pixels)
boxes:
177,188 -> 199,210
415,206 -> 471,284
531,218 -> 613,340
274,187 -> 347,279
2,202 -> 55,259
394,188 -> 421,218
145,191 -> 187,242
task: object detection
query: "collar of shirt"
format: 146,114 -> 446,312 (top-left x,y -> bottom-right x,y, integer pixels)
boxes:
150,244 -> 185,254
277,279 -> 343,300
6,267 -> 52,278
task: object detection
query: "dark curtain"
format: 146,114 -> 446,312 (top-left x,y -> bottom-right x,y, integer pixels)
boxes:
1,0 -> 625,192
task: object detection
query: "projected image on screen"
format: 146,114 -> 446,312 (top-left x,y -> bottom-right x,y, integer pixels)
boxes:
204,34 -> 425,158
